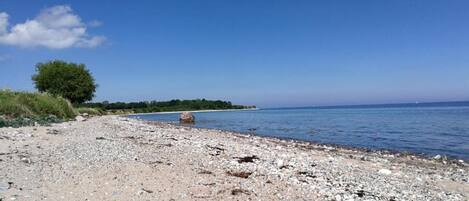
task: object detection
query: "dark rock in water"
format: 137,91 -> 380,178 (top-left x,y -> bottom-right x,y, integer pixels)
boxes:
179,112 -> 195,123
247,128 -> 257,132
308,129 -> 318,135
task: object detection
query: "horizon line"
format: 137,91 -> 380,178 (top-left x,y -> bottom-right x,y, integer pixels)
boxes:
264,100 -> 469,110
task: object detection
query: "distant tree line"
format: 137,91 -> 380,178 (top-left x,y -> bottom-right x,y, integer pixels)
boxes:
77,99 -> 256,113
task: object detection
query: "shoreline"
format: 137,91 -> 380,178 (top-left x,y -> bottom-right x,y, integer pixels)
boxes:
128,108 -> 259,116
132,117 -> 467,162
138,117 -> 466,164
0,115 -> 468,200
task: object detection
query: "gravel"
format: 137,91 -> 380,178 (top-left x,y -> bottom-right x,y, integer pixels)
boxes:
0,115 -> 467,200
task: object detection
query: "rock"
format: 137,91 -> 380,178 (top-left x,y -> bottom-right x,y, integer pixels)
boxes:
275,159 -> 284,168
82,113 -> 89,117
141,188 -> 153,193
179,112 -> 195,123
20,157 -> 31,164
433,155 -> 442,160
458,160 -> 464,164
136,190 -> 145,195
378,169 -> 392,175
47,129 -> 60,135
335,194 -> 342,201
75,115 -> 86,122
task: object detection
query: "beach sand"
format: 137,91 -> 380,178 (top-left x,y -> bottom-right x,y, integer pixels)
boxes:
0,115 -> 467,200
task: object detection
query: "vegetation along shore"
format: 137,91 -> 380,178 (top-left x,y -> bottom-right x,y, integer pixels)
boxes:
0,60 -> 254,128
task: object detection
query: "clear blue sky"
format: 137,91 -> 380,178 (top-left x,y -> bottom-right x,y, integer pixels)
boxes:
1,0 -> 468,108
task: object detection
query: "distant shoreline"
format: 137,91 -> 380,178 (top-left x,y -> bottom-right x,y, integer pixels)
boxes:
127,108 -> 259,116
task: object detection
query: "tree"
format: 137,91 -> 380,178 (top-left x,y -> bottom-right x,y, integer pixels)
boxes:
32,60 -> 97,104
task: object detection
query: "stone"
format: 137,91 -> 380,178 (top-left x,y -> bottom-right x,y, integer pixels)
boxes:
378,169 -> 392,175
433,155 -> 442,160
275,159 -> 284,168
75,115 -> 86,122
21,157 -> 31,164
335,194 -> 342,201
179,112 -> 195,123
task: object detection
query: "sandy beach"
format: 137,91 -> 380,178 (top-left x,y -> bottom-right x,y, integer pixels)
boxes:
0,115 -> 468,200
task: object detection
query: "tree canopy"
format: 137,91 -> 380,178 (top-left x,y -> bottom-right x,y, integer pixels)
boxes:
32,60 -> 97,104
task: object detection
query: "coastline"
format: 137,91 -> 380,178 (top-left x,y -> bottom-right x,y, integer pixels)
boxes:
128,108 -> 259,116
139,117 -> 467,164
0,115 -> 467,200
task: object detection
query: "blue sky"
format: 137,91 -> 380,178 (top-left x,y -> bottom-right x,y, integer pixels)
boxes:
0,0 -> 468,107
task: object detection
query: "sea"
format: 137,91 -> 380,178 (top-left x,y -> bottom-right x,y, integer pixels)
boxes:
131,101 -> 469,160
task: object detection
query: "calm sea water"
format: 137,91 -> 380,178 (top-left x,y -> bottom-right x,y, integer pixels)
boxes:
132,102 -> 469,160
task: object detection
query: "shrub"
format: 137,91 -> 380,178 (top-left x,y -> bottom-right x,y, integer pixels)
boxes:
0,90 -> 77,119
32,60 -> 97,104
76,107 -> 104,116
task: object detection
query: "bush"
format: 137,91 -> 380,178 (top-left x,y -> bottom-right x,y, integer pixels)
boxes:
32,60 -> 97,104
76,107 -> 104,116
0,90 -> 77,119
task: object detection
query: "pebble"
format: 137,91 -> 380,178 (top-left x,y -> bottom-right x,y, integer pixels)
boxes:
378,169 -> 392,175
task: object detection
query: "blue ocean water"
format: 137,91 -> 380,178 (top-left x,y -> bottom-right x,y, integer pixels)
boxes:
132,102 -> 469,160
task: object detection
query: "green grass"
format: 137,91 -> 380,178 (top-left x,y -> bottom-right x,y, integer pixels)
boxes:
0,90 -> 77,119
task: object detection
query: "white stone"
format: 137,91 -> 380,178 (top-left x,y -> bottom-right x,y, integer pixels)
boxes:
75,115 -> 85,122
275,159 -> 284,168
378,169 -> 392,175
335,195 -> 342,201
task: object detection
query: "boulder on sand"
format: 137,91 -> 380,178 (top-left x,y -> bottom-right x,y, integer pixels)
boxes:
179,112 -> 195,123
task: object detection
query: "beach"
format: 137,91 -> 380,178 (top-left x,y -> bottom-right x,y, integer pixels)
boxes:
0,115 -> 468,200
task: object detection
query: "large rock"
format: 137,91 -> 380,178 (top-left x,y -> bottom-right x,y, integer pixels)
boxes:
179,112 -> 195,123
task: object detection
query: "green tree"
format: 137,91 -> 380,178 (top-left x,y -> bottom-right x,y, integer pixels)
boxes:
32,60 -> 97,104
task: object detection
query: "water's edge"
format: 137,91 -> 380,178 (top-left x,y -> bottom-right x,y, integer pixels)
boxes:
127,116 -> 466,162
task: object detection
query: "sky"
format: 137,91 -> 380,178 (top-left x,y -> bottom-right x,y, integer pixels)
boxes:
0,0 -> 468,108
